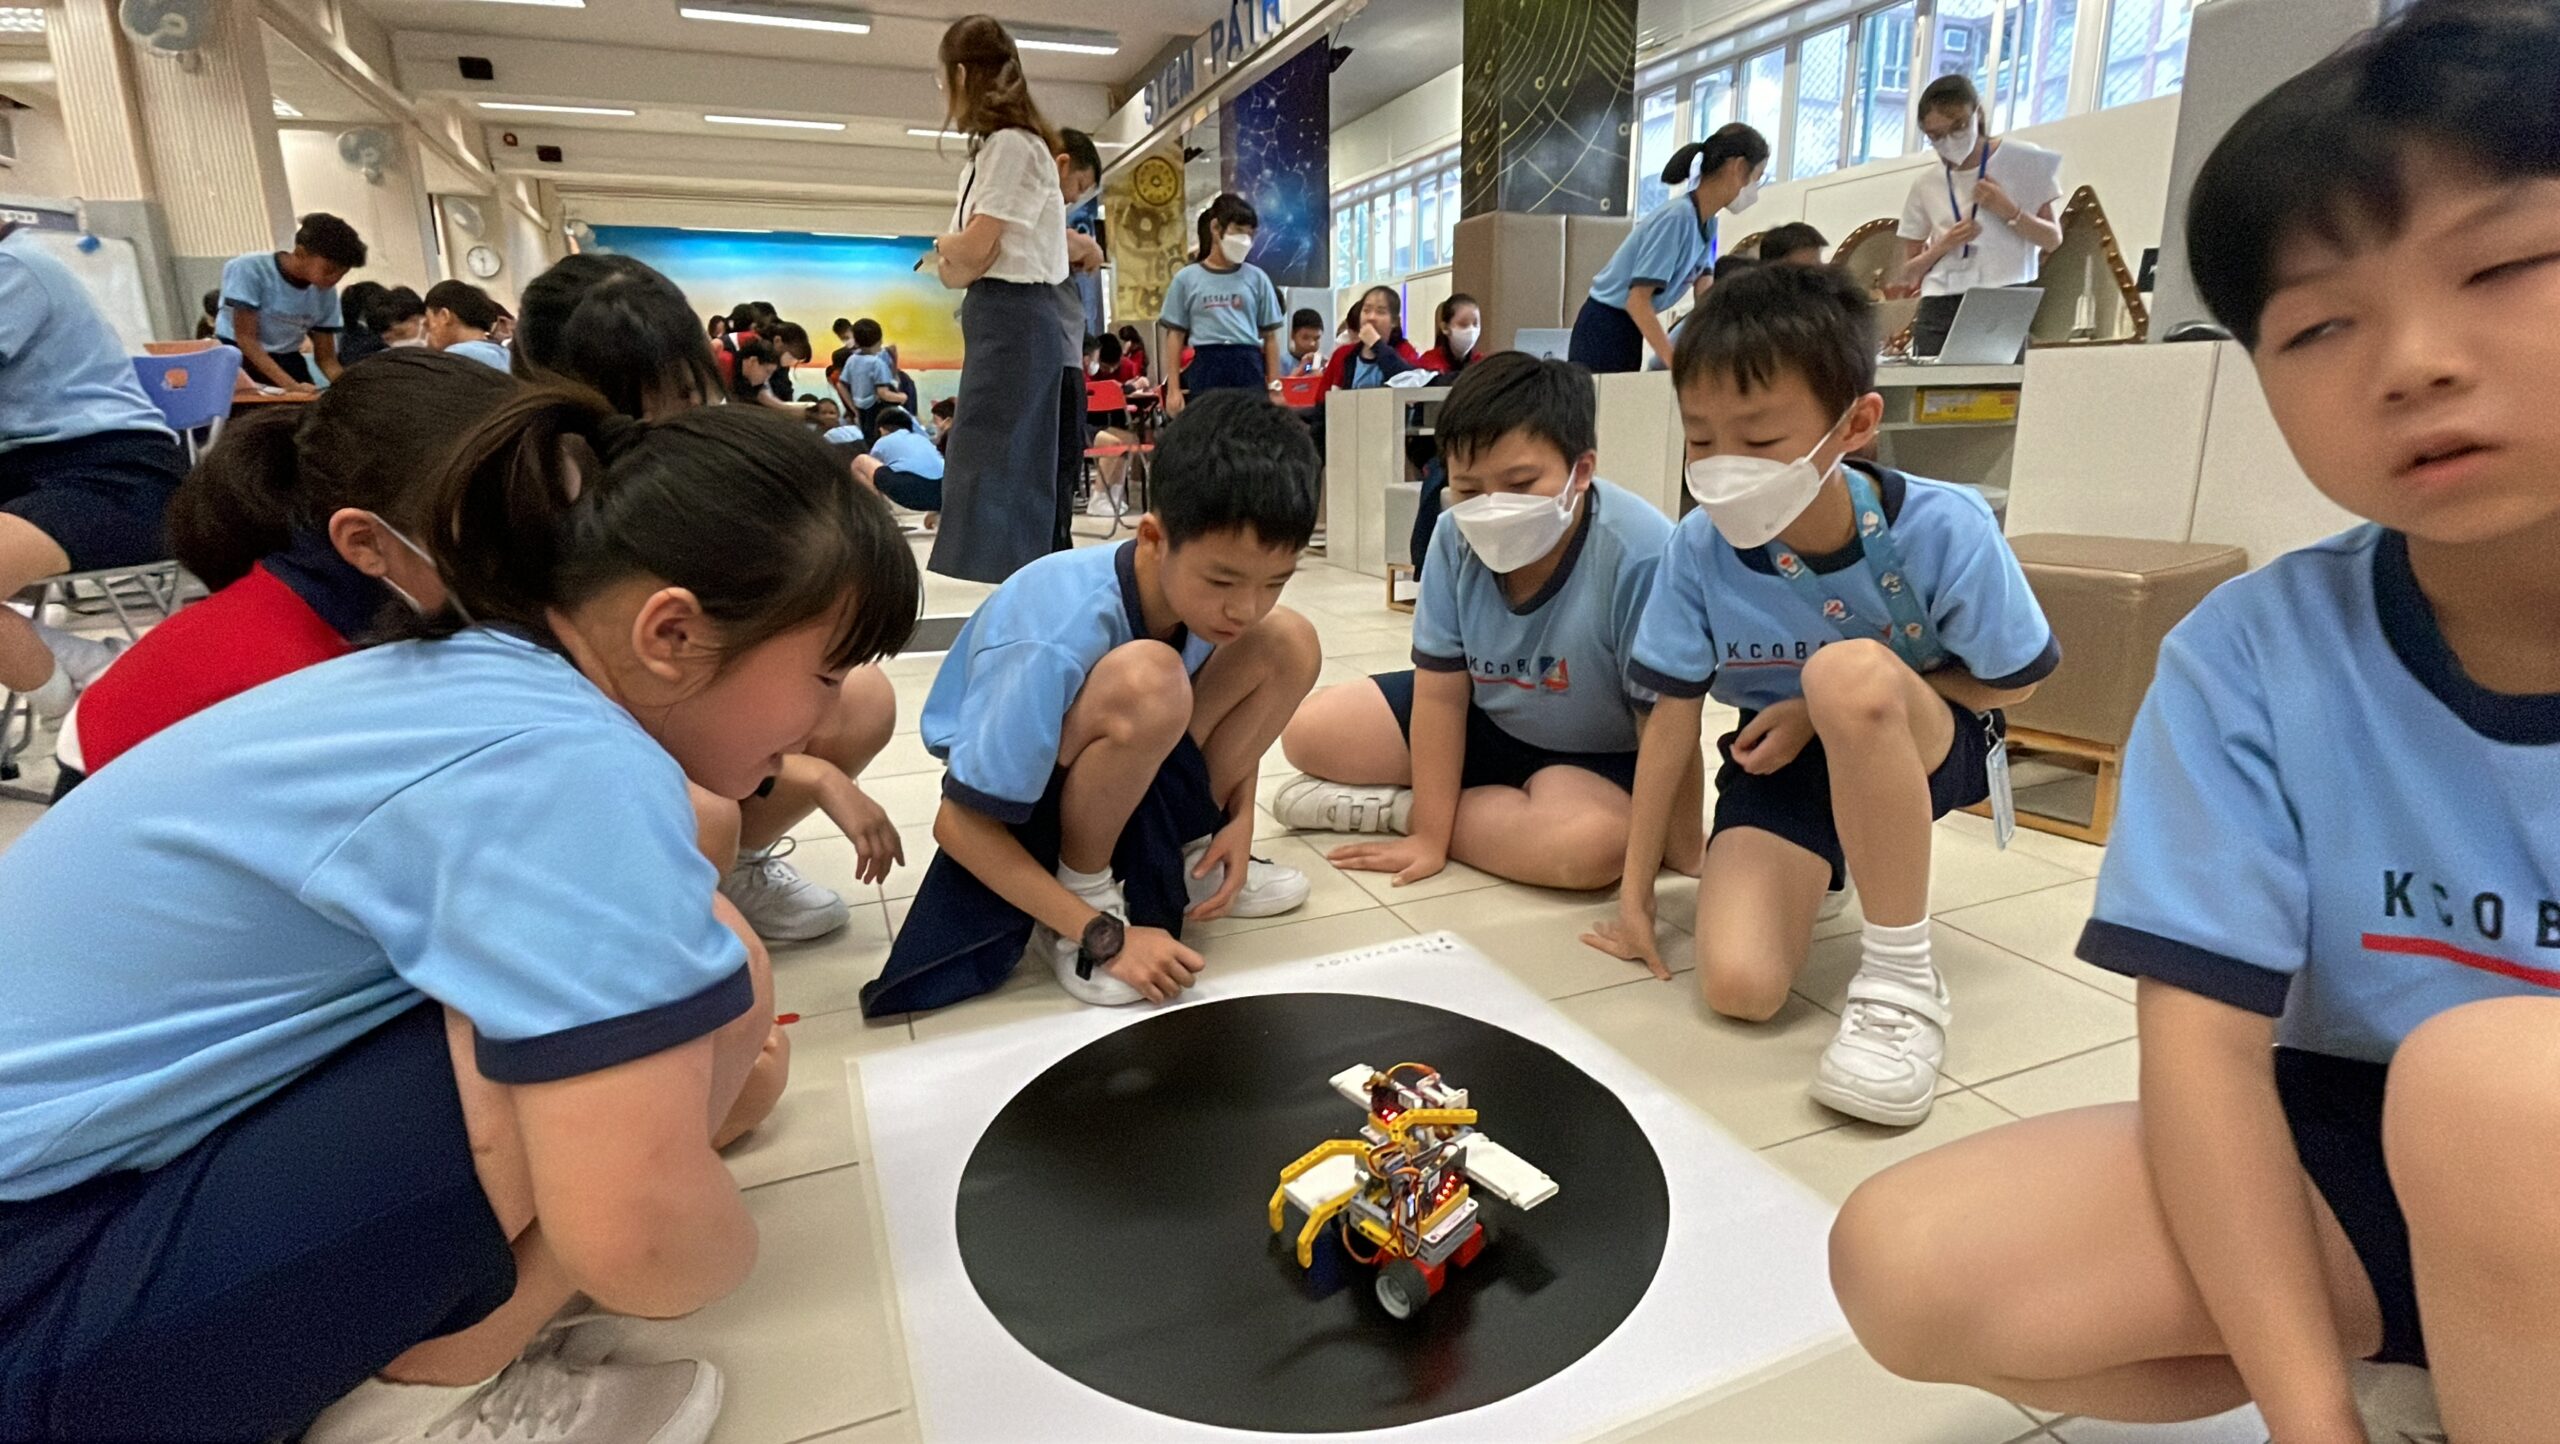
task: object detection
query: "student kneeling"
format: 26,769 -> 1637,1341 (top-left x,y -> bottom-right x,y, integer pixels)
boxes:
864,390 -> 1324,1015
1274,352 -> 1700,892
1590,263 -> 2057,1128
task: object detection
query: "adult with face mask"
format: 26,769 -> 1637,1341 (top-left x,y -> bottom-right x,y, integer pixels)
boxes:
1891,75 -> 2065,352
1157,192 -> 1286,415
1570,123 -> 1770,374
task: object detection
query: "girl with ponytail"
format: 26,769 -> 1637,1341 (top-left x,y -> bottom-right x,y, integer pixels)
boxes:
0,397 -> 917,1444
1158,191 -> 1286,411
58,348 -> 517,790
1569,121 -> 1770,373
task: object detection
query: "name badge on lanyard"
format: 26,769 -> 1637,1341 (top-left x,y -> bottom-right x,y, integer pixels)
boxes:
1944,145 -> 1991,261
1766,467 -> 2016,847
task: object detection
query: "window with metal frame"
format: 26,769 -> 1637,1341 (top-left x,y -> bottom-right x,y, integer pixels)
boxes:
2100,0 -> 2190,108
1793,22 -> 1852,178
1854,2 -> 1919,163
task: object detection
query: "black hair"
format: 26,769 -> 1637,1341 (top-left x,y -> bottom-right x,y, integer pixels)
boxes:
514,254 -> 725,421
1673,260 -> 1877,418
850,317 -> 883,349
930,396 -> 956,420
766,320 -> 812,363
832,317 -> 854,337
1346,285 -> 1405,347
875,405 -> 915,434
1713,252 -> 1759,282
708,314 -> 730,338
423,279 -> 504,332
1760,222 -> 1828,260
424,389 -> 918,670
342,281 -> 387,330
1196,192 -> 1258,263
728,303 -> 762,330
200,288 -> 221,319
1662,123 -> 1769,188
1290,308 -> 1323,333
1097,332 -> 1123,368
1431,351 -> 1596,470
1081,333 -> 1102,355
1116,324 -> 1149,365
1433,292 -> 1481,357
166,349 -> 520,590
1058,127 -> 1102,184
728,336 -> 780,400
362,285 -> 425,334
294,212 -> 368,269
1917,74 -> 1982,125
1147,390 -> 1318,551
2190,0 -> 2560,349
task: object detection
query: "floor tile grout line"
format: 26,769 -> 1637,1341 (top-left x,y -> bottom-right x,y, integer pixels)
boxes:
1934,912 -> 2143,1007
1954,1033 -> 2138,1093
779,1405 -> 908,1444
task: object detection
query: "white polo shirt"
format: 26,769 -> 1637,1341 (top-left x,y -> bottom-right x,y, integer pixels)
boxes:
1897,138 -> 2064,296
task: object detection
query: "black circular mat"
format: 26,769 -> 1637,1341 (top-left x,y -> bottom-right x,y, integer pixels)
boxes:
955,993 -> 1671,1433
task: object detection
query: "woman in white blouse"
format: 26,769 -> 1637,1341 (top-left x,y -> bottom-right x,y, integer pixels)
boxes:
924,15 -> 1070,584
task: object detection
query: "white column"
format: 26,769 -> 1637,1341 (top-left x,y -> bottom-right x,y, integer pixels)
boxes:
41,0 -> 154,200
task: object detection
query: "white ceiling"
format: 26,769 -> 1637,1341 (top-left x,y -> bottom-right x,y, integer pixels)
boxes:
264,23 -> 389,125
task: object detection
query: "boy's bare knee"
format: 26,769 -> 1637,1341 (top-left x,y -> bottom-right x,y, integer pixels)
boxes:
1547,823 -> 1626,892
837,666 -> 898,763
1698,957 -> 1790,1023
1259,605 -> 1322,690
1088,642 -> 1194,744
1832,1170 -> 1962,1381
1802,638 -> 1907,734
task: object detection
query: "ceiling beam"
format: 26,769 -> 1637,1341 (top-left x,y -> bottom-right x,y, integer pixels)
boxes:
256,0 -> 501,199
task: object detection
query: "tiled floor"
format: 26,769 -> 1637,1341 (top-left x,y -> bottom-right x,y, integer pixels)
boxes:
0,542 -> 2265,1444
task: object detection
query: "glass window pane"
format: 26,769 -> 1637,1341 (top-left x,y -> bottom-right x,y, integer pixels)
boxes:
1855,3 -> 1917,164
1637,87 -> 1679,215
1992,0 -> 2078,130
1793,24 -> 1850,179
1391,185 -> 1414,274
1418,177 -> 1440,269
1442,166 -> 1460,257
2103,0 -> 2191,107
1930,0 -> 1998,118
1692,69 -> 1735,138
1332,202 -> 1351,286
1741,48 -> 1787,160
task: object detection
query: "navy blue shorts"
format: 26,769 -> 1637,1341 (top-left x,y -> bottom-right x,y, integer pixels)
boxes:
2274,1047 -> 2426,1367
0,429 -> 187,573
0,1003 -> 516,1442
1374,669 -> 1639,793
1711,695 -> 1999,891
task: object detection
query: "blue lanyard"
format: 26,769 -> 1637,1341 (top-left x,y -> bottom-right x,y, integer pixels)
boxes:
1943,142 -> 1991,260
1766,467 -> 1947,672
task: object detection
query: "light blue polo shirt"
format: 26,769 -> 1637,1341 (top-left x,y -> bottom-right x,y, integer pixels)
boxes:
1413,480 -> 1673,755
212,251 -> 343,352
871,426 -> 945,481
1159,260 -> 1284,347
445,338 -> 511,371
0,230 -> 173,453
842,349 -> 896,410
1588,193 -> 1717,314
922,540 -> 1214,823
1630,462 -> 2058,713
0,627 -> 749,1201
2081,527 -> 2560,1063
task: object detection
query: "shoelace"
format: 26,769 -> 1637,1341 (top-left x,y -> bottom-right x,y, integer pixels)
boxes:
426,1354 -> 588,1440
1836,997 -> 1926,1053
740,835 -> 803,886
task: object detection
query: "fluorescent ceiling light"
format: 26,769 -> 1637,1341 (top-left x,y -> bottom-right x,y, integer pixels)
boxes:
681,226 -> 774,233
677,4 -> 869,34
478,102 -> 637,116
270,96 -> 302,118
1094,140 -> 1129,151
905,127 -> 969,140
463,0 -> 586,8
0,7 -> 46,33
706,113 -> 846,130
1010,26 -> 1118,55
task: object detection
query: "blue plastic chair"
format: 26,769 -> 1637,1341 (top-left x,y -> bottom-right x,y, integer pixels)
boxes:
131,346 -> 242,448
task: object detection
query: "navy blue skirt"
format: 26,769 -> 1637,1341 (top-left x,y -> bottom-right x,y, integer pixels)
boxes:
1567,297 -> 1647,374
1182,343 -> 1268,396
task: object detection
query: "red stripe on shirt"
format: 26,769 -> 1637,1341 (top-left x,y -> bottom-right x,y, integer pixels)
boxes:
2361,932 -> 2560,991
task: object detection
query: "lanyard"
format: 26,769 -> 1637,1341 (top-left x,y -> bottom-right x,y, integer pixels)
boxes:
1766,466 -> 1948,672
1943,142 -> 1991,260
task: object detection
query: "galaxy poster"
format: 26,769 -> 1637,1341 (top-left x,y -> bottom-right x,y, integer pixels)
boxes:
1221,43 -> 1331,288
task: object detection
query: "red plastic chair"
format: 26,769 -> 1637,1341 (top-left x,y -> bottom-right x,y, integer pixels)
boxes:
1082,380 -> 1152,534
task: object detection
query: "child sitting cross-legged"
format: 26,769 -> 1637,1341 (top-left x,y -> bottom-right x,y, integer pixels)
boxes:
1272,351 -> 1699,892
864,389 -> 1325,1015
1586,262 -> 2058,1128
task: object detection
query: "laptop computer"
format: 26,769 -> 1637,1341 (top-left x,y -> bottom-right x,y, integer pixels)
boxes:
1912,285 -> 2043,366
1512,327 -> 1573,360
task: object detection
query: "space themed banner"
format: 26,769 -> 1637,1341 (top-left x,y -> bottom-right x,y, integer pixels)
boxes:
1221,42 -> 1331,289
1459,0 -> 1639,217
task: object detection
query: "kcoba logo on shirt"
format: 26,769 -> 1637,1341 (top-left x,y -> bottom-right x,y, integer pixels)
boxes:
1473,655 -> 1570,692
1723,639 -> 1818,668
2368,868 -> 2560,988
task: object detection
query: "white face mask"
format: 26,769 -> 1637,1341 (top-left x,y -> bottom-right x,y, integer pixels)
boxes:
385,335 -> 428,349
1728,178 -> 1764,214
1683,409 -> 1854,549
1931,118 -> 1978,167
367,512 -> 470,623
1449,324 -> 1480,357
1085,358 -> 1100,376
1220,232 -> 1254,264
1449,470 -> 1586,573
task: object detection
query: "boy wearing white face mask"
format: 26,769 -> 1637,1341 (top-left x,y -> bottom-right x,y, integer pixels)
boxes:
1273,354 -> 1694,892
1586,264 -> 2057,1127
1157,192 -> 1286,415
1892,75 -> 2065,304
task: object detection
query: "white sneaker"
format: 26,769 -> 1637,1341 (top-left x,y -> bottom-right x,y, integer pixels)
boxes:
301,1351 -> 720,1444
1268,773 -> 1412,836
1085,485 -> 1123,518
720,839 -> 848,942
1035,878 -> 1146,1006
1809,968 -> 1950,1127
24,630 -> 124,722
1182,839 -> 1310,918
1818,883 -> 1856,922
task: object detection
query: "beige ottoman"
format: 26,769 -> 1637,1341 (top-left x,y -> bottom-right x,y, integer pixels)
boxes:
1976,534 -> 2249,844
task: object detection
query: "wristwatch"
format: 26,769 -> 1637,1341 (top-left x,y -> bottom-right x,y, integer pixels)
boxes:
1076,913 -> 1126,980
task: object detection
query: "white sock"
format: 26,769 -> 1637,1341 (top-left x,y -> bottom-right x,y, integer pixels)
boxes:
24,659 -> 72,714
1055,860 -> 1115,901
1857,918 -> 1937,991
